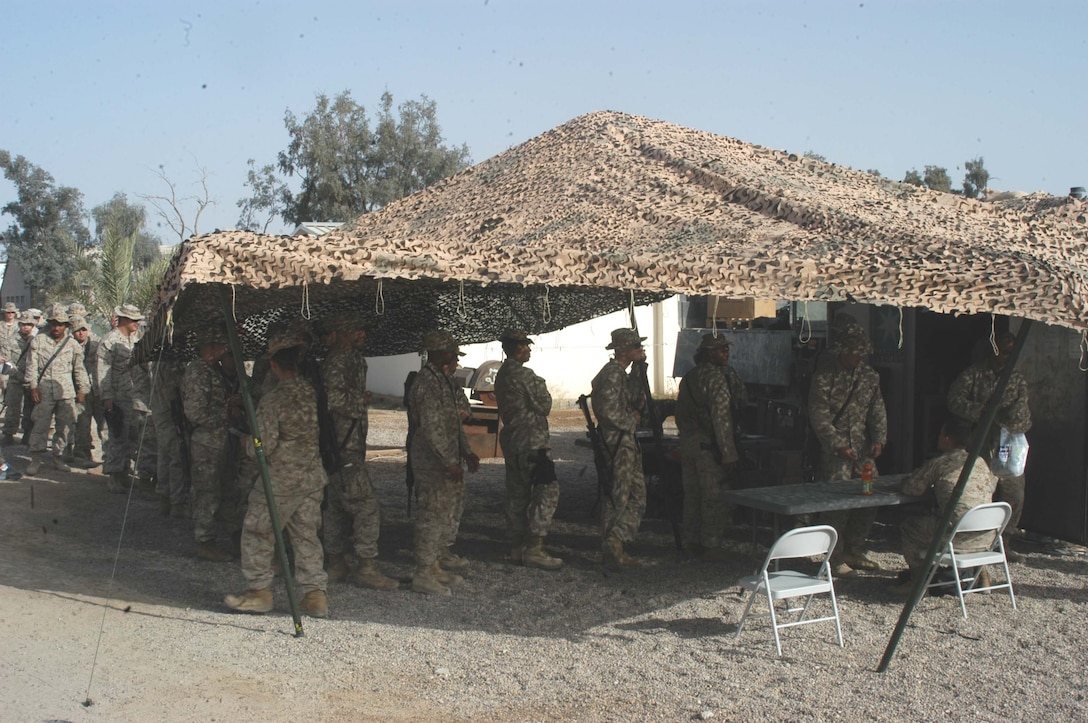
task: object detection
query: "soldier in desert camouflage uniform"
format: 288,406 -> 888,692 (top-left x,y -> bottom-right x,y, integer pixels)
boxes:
407,330 -> 480,596
592,328 -> 648,567
26,305 -> 89,475
947,331 -> 1031,557
1,312 -> 35,443
181,328 -> 241,562
96,303 -> 143,492
320,313 -> 398,590
0,302 -> 18,399
151,356 -> 189,518
494,329 -> 562,570
676,333 -> 739,560
67,315 -> 104,467
808,319 -> 887,576
894,418 -> 998,593
225,332 -> 330,618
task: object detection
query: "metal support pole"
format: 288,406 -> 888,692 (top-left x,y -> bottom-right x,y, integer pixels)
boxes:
219,286 -> 304,637
878,319 -> 1031,671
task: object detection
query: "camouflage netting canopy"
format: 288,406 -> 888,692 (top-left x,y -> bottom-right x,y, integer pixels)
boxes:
143,110 -> 1088,358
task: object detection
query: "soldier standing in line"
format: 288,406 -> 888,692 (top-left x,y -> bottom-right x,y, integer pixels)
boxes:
407,330 -> 480,596
808,319 -> 887,577
592,328 -> 649,567
676,334 -> 739,561
320,314 -> 398,590
181,328 -> 241,562
947,330 -> 1031,561
0,302 -> 18,399
225,331 -> 330,618
66,315 -> 103,467
97,303 -> 144,492
0,312 -> 35,444
26,305 -> 89,475
494,329 -> 562,570
151,355 -> 190,518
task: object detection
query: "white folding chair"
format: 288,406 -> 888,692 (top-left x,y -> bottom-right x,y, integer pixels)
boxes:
735,525 -> 843,656
924,501 -> 1016,618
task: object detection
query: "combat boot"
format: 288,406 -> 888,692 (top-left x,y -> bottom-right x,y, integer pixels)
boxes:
224,588 -> 273,614
197,541 -> 232,563
411,567 -> 451,596
348,558 -> 399,590
325,553 -> 350,582
52,456 -> 73,473
300,590 -> 329,618
26,453 -> 41,476
438,548 -> 469,571
430,562 -> 463,587
601,536 -> 633,568
522,536 -> 563,570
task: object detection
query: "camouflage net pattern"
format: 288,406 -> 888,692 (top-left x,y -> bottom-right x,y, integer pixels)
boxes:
142,110 -> 1088,359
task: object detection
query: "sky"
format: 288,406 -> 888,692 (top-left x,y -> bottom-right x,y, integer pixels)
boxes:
3,0 -> 1086,240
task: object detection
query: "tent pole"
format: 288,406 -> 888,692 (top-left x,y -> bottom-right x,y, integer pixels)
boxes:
877,319 -> 1031,671
218,286 -> 305,637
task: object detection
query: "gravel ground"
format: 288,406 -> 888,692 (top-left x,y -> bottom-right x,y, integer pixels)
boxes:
2,408 -> 1087,722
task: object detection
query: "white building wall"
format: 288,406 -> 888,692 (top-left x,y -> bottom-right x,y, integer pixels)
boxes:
366,299 -> 683,406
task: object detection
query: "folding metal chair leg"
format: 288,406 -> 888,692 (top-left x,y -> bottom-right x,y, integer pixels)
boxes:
767,594 -> 783,657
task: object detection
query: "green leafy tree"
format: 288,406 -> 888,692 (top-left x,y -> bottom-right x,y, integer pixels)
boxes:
92,193 -> 162,270
239,90 -> 471,228
923,165 -> 952,193
962,156 -> 990,199
0,151 -> 90,307
803,151 -> 827,162
903,169 -> 923,186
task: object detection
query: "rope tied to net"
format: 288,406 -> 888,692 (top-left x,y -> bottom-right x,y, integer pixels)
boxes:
300,282 -> 312,320
897,307 -> 904,350
542,286 -> 552,324
1080,330 -> 1088,372
710,296 -> 720,337
374,279 -> 385,316
989,314 -> 998,356
628,290 -> 636,329
798,301 -> 812,344
457,281 -> 468,319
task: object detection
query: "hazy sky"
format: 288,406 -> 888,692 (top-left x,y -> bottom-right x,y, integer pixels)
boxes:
3,1 -> 1085,238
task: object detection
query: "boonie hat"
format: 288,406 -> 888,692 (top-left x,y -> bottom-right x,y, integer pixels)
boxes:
68,315 -> 89,332
423,330 -> 464,356
605,328 -> 646,351
499,329 -> 533,345
116,303 -> 145,322
46,303 -> 70,324
698,333 -> 731,351
17,311 -> 35,325
2,302 -> 17,313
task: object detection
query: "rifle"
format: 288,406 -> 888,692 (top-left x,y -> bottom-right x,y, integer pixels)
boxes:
576,393 -> 614,510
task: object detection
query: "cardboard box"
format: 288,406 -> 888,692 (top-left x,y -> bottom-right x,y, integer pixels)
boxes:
706,297 -> 777,324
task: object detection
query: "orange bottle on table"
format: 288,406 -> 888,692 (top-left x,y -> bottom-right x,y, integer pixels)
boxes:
861,462 -> 874,495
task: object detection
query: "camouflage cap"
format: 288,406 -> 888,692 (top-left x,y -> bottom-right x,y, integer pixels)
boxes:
27,308 -> 42,320
697,333 -> 731,351
605,328 -> 646,351
68,315 -> 89,332
46,303 -> 70,324
17,311 -> 36,325
116,302 -> 145,322
423,329 -> 464,355
267,329 -> 310,355
832,325 -> 872,355
67,302 -> 87,315
2,302 -> 17,313
499,329 -> 533,345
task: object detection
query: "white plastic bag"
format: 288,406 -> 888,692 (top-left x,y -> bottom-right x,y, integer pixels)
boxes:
990,427 -> 1029,478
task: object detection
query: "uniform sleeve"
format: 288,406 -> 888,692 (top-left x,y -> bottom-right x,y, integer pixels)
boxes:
72,343 -> 90,395
707,367 -> 738,464
998,374 -> 1032,434
807,368 -> 847,451
900,456 -> 943,496
412,367 -> 462,466
25,337 -> 40,390
947,366 -> 983,422
865,370 -> 888,445
323,351 -> 366,420
96,337 -> 113,401
254,390 -> 282,459
592,363 -> 637,434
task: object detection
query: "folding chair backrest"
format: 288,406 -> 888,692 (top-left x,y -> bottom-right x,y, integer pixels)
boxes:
766,525 -> 837,564
952,502 -> 1012,536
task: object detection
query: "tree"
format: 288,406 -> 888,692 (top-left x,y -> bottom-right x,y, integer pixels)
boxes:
962,156 -> 990,199
803,151 -> 827,162
92,193 -> 162,270
903,169 -> 923,186
138,162 -> 214,243
922,165 -> 952,193
239,90 -> 471,228
0,151 -> 90,307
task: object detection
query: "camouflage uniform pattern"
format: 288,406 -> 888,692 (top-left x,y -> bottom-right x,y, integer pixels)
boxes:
151,359 -> 189,506
130,361 -> 158,481
899,448 -> 998,569
27,332 -> 89,457
1,332 -> 31,437
948,361 -> 1032,528
408,362 -> 471,567
321,346 -> 383,560
72,332 -> 106,461
591,359 -> 646,544
808,354 -> 888,554
241,375 -> 328,594
0,318 -> 16,397
676,360 -> 737,550
495,358 -> 558,541
182,359 -> 241,544
96,327 -> 139,475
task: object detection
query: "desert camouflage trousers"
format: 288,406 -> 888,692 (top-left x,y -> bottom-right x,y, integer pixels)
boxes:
412,452 -> 466,567
503,449 -> 559,542
680,437 -> 732,549
241,486 -> 327,594
600,432 -> 646,544
72,390 -> 107,460
819,452 -> 878,556
900,513 -> 997,571
323,452 -> 382,560
2,382 -> 27,437
152,403 -> 188,505
190,436 -> 241,543
103,400 -> 137,475
28,391 -> 76,457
